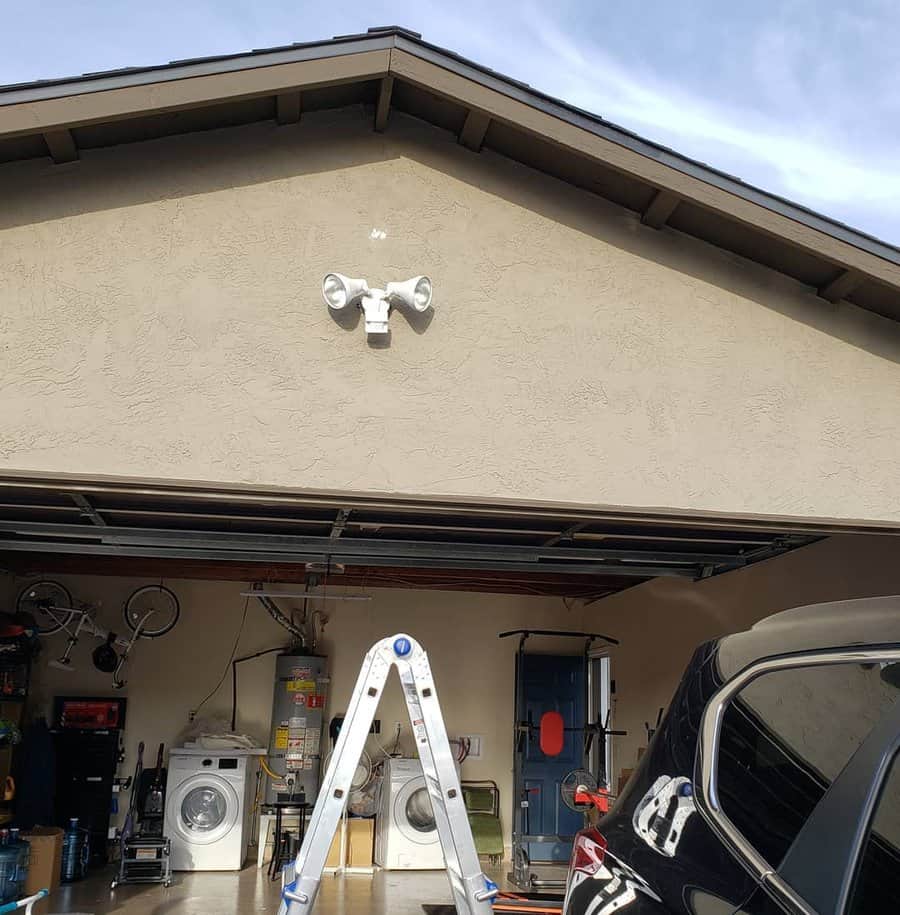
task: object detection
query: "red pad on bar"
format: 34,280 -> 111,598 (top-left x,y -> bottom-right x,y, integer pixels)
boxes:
539,711 -> 564,757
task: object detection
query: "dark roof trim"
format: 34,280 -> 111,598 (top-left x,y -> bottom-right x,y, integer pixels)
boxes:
0,32 -> 395,102
392,34 -> 900,268
2,26 -> 897,270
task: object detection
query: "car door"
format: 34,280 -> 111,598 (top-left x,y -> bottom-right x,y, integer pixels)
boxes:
696,649 -> 900,915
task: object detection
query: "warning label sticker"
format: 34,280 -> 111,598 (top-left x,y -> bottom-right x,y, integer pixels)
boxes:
287,680 -> 316,693
274,727 -> 289,750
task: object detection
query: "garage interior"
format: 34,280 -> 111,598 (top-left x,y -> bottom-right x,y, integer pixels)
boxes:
1,475 -> 898,913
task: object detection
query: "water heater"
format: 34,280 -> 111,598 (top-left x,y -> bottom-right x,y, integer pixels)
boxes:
264,654 -> 329,807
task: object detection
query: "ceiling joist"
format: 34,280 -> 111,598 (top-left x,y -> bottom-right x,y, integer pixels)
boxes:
374,76 -> 393,132
459,108 -> 491,152
42,128 -> 78,164
641,189 -> 680,229
275,91 -> 302,125
818,268 -> 863,303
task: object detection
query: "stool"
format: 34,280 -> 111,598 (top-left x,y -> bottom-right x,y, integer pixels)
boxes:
264,802 -> 310,880
257,813 -> 302,868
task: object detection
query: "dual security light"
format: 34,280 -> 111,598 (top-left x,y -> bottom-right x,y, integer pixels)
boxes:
322,273 -> 433,335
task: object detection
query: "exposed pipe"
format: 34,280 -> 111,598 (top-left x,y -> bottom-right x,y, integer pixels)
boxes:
252,587 -> 306,644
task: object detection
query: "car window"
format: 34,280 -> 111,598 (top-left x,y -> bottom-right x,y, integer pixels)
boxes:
847,752 -> 900,914
717,661 -> 897,868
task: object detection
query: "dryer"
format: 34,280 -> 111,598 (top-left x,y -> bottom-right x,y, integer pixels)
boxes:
374,757 -> 445,870
165,748 -> 264,871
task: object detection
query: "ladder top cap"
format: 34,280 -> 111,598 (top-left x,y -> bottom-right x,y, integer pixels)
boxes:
393,636 -> 412,657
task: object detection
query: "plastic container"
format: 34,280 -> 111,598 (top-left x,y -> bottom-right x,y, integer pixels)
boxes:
0,843 -> 23,903
60,819 -> 88,884
8,828 -> 29,892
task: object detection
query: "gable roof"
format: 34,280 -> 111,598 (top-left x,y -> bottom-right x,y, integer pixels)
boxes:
2,25 -> 899,322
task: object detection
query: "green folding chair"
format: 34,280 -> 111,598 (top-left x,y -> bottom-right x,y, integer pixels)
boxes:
461,780 -> 504,866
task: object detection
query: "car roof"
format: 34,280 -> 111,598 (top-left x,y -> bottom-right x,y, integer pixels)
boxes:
717,595 -> 900,680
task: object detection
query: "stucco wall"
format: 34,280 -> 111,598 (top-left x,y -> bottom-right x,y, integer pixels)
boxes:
589,533 -> 900,778
1,107 -> 900,521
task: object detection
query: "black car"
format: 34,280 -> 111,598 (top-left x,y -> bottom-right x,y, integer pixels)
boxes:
563,596 -> 900,915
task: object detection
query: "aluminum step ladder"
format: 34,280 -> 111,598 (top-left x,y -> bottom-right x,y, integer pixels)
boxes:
278,633 -> 499,915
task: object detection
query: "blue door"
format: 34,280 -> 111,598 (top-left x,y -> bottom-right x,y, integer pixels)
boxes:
520,653 -> 585,863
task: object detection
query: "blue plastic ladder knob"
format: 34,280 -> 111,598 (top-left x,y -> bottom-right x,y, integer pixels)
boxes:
393,637 -> 412,657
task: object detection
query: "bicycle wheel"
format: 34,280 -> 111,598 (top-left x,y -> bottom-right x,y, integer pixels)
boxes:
16,580 -> 74,635
123,585 -> 180,638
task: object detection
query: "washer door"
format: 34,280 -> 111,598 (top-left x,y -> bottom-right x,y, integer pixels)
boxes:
168,774 -> 241,846
393,776 -> 439,846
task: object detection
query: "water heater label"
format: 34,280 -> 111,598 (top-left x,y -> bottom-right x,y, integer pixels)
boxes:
287,680 -> 316,693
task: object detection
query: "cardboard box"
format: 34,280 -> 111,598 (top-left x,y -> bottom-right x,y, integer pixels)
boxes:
23,826 -> 64,914
325,818 -> 374,868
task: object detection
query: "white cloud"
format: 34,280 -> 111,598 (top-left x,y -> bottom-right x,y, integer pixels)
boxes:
515,8 -> 900,227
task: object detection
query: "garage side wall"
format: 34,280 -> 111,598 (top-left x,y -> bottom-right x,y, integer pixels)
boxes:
22,575 -> 576,850
2,110 -> 900,522
591,534 -> 900,782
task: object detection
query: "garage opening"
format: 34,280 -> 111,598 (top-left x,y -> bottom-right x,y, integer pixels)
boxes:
0,475 -> 897,910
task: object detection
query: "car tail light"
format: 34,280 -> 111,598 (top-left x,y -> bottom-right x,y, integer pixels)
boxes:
570,828 -> 607,877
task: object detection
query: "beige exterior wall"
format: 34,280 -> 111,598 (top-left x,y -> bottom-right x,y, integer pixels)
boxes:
1,108 -> 899,522
591,533 -> 900,777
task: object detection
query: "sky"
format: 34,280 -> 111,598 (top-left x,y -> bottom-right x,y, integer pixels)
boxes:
4,0 -> 899,245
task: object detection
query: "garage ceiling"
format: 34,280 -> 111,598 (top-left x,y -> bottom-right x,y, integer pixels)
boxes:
0,476 -> 845,600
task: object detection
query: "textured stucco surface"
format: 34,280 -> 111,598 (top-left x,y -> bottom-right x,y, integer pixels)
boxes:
1,108 -> 899,520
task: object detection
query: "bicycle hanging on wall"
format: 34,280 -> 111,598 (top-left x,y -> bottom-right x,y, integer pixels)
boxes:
16,581 -> 180,689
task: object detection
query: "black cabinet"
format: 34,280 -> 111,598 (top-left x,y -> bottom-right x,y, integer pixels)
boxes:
51,729 -> 120,866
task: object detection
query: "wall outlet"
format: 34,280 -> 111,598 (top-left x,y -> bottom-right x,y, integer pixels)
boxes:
459,735 -> 483,759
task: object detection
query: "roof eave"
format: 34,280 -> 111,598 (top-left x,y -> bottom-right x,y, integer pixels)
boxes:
1,26 -> 898,317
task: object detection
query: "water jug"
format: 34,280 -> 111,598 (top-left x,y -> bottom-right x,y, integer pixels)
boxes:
61,817 -> 89,883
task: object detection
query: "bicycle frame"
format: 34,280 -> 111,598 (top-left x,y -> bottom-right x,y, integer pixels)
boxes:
48,607 -> 103,671
45,604 -> 156,689
110,609 -> 155,689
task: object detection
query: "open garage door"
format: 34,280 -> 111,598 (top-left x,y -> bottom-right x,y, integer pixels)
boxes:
1,473 -> 898,901
0,474 -> 868,598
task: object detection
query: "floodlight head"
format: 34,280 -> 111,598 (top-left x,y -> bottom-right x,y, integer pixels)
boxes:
385,275 -> 433,313
322,273 -> 369,310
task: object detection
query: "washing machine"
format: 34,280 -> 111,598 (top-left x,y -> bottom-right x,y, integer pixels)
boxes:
374,758 -> 445,870
165,748 -> 265,871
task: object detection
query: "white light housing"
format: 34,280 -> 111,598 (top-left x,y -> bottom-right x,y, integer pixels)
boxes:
322,273 -> 369,310
385,275 -> 433,312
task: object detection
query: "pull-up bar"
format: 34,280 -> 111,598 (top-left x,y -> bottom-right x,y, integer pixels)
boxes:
498,629 -> 620,645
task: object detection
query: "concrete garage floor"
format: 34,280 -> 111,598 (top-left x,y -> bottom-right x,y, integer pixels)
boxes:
46,862 -> 530,914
